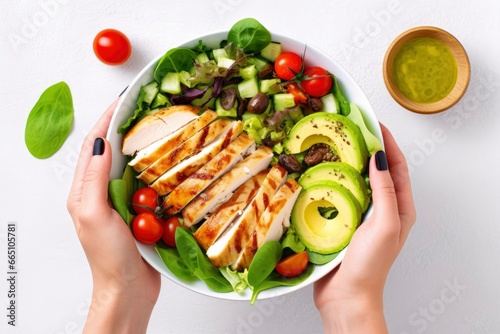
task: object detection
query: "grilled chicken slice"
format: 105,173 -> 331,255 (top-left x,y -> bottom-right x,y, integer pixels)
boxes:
163,133 -> 256,215
193,171 -> 268,251
128,110 -> 217,172
182,146 -> 274,228
122,105 -> 200,155
149,121 -> 243,196
138,118 -> 234,184
205,165 -> 288,268
231,179 -> 302,271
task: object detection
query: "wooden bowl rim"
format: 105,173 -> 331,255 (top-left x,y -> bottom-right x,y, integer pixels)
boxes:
383,26 -> 471,114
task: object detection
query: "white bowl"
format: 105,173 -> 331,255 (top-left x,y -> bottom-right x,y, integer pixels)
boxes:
107,30 -> 380,301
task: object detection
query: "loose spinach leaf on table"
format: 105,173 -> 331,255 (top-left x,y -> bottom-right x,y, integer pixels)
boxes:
227,17 -> 272,53
25,81 -> 74,159
153,47 -> 197,83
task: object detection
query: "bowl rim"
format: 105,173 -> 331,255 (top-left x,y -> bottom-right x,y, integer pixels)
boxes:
107,30 -> 381,301
383,26 -> 471,114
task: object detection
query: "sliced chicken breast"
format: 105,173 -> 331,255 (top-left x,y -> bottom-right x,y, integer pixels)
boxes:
163,133 -> 256,215
149,121 -> 243,196
182,146 -> 274,228
128,110 -> 217,172
193,170 -> 268,251
232,179 -> 302,271
205,165 -> 288,268
122,105 -> 200,155
138,118 -> 234,184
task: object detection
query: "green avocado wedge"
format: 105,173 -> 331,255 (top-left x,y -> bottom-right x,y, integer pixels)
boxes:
283,112 -> 369,173
291,182 -> 361,254
298,162 -> 370,212
347,103 -> 383,156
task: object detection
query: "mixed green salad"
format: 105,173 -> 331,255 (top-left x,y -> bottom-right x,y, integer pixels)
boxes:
110,18 -> 382,303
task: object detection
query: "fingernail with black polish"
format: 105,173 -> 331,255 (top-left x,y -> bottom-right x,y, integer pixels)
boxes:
375,150 -> 388,171
93,137 -> 105,156
119,85 -> 128,97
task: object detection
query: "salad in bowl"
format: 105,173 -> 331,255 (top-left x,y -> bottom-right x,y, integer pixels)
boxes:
107,18 -> 383,303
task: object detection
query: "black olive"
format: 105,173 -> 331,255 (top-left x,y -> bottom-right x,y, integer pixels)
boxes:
247,92 -> 269,114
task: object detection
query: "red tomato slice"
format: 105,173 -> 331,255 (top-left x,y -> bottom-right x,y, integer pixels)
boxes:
276,251 -> 309,277
93,29 -> 132,65
287,82 -> 308,104
301,67 -> 333,97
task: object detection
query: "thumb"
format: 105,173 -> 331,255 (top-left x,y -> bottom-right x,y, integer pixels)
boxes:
80,137 -> 113,218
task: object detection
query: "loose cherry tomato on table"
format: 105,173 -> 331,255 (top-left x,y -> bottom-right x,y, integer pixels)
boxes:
276,251 -> 309,277
274,52 -> 303,80
162,216 -> 182,247
131,187 -> 159,214
131,212 -> 163,244
301,67 -> 333,97
93,29 -> 132,65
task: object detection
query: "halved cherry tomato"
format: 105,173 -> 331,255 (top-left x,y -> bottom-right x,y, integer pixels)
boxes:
93,29 -> 132,65
276,251 -> 309,277
301,67 -> 333,97
131,187 -> 159,214
162,217 -> 182,247
287,82 -> 308,104
274,52 -> 303,80
132,212 -> 163,244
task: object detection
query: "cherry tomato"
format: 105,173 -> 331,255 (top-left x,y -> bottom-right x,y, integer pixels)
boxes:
276,251 -> 309,277
131,187 -> 159,214
274,52 -> 303,80
301,67 -> 333,97
287,82 -> 308,104
93,29 -> 132,65
132,212 -> 163,244
162,217 -> 182,247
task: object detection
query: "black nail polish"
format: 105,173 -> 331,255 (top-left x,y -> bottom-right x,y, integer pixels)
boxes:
93,137 -> 105,156
375,150 -> 388,171
118,85 -> 128,97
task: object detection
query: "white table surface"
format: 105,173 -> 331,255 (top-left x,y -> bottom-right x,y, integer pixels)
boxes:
2,0 -> 500,333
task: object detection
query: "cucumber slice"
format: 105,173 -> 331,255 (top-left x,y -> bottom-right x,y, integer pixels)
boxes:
238,77 -> 259,99
260,78 -> 281,94
160,72 -> 181,94
320,93 -> 339,113
274,93 -> 296,111
239,65 -> 258,79
142,81 -> 159,105
261,42 -> 282,62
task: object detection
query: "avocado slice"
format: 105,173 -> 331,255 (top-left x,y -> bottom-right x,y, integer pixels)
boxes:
299,162 -> 370,212
291,182 -> 361,254
283,112 -> 368,173
347,103 -> 383,156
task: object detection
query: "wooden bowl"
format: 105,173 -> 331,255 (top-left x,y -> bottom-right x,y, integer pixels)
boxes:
383,26 -> 470,114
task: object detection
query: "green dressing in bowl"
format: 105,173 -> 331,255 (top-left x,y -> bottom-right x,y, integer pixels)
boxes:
393,37 -> 457,103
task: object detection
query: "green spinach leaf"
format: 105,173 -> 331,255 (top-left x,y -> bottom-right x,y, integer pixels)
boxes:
153,47 -> 197,83
306,249 -> 340,265
25,81 -> 73,159
250,264 -> 314,304
156,246 -> 197,282
175,228 -> 232,293
227,18 -> 272,53
332,76 -> 351,116
247,241 -> 282,288
108,165 -> 140,226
